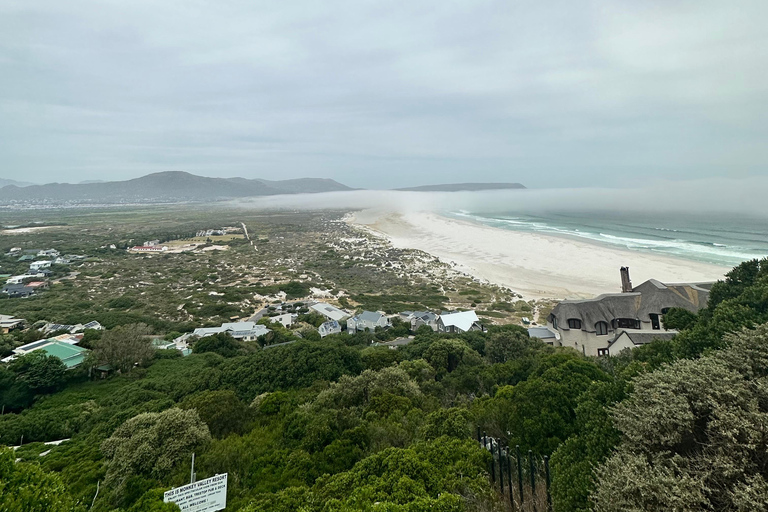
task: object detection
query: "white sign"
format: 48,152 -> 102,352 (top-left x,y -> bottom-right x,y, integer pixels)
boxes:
164,474 -> 227,512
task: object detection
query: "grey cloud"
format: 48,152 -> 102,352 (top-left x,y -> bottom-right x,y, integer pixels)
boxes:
0,0 -> 766,187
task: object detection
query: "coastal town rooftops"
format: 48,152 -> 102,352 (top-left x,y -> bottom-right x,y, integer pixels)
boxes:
527,327 -> 558,340
4,338 -> 89,368
548,278 -> 713,333
310,302 -> 351,322
0,314 -> 23,327
439,310 -> 480,331
356,311 -> 387,323
609,329 -> 678,347
40,342 -> 89,369
16,334 -> 82,353
193,321 -> 270,339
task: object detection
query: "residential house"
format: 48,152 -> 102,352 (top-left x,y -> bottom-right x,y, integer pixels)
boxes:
348,311 -> 390,334
437,311 -> 483,334
2,284 -> 35,298
129,245 -> 168,252
43,320 -> 102,334
192,321 -> 270,341
309,302 -> 351,323
546,267 -> 713,356
7,274 -> 39,284
0,314 -> 24,333
318,320 -> 341,338
2,334 -> 88,369
17,255 -> 36,262
400,311 -> 439,332
527,326 -> 559,345
37,249 -> 60,258
607,330 -> 678,354
271,313 -> 296,329
29,260 -> 52,271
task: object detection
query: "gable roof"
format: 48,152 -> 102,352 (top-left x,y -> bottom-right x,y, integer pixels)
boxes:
439,311 -> 480,331
609,329 -> 678,347
357,311 -> 385,323
310,303 -> 350,322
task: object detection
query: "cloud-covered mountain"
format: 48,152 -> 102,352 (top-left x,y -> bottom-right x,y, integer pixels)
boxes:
396,183 -> 525,192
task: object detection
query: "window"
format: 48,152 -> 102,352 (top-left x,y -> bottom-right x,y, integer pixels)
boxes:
551,317 -> 558,330
567,318 -> 582,329
597,348 -> 609,356
595,321 -> 608,336
649,313 -> 661,330
616,318 -> 641,329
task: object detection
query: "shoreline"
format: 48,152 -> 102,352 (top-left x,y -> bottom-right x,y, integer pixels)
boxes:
349,209 -> 729,300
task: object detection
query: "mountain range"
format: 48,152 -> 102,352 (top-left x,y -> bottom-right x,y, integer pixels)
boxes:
0,178 -> 35,188
0,171 -> 353,205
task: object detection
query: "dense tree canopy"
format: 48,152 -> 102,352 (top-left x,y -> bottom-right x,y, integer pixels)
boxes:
3,258 -> 768,511
93,323 -> 155,373
101,408 -> 211,492
593,325 -> 768,511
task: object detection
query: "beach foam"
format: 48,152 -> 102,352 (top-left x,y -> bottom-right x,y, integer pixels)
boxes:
350,210 -> 728,300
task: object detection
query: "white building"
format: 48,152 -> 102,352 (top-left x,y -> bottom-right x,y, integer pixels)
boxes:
192,321 -> 270,341
271,313 -> 296,329
130,245 -> 168,253
348,311 -> 390,334
29,260 -> 52,271
309,303 -> 351,323
0,314 -> 24,333
318,320 -> 341,338
437,311 -> 483,334
547,268 -> 713,356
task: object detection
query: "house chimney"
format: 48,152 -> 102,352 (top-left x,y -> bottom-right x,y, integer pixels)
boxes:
620,267 -> 632,293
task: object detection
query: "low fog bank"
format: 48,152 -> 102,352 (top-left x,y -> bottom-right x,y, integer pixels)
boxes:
232,177 -> 768,218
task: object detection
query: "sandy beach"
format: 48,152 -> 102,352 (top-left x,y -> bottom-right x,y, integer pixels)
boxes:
350,209 -> 729,300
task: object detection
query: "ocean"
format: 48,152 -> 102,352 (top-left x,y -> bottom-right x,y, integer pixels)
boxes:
449,210 -> 768,268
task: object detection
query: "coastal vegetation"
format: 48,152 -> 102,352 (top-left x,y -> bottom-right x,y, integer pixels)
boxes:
1,206 -> 767,510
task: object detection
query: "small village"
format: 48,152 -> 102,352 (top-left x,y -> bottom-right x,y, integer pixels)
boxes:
1,216 -> 713,374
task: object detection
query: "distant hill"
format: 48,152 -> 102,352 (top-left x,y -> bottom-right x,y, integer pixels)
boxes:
0,171 -> 353,206
395,182 -> 526,192
0,178 -> 35,188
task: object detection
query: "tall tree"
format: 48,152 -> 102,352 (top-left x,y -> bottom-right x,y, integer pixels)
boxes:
93,323 -> 155,373
9,351 -> 67,393
101,408 -> 211,491
592,325 -> 768,511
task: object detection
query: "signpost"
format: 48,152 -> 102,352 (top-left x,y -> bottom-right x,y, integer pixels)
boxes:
163,473 -> 227,512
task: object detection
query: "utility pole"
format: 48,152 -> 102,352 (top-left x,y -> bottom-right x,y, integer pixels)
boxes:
190,453 -> 196,484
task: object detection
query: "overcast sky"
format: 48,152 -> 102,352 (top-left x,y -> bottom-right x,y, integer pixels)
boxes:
0,0 -> 766,188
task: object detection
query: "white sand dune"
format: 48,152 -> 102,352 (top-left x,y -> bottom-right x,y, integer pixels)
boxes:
350,209 -> 728,300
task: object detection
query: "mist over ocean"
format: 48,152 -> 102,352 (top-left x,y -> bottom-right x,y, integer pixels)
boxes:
449,210 -> 768,268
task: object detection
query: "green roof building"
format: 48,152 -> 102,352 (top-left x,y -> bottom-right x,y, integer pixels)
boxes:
41,342 -> 89,369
